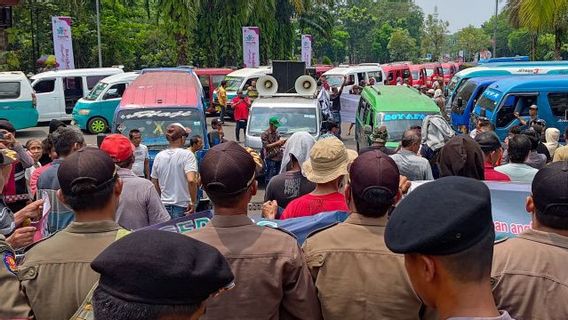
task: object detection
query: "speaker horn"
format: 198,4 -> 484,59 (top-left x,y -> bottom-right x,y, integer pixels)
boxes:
257,75 -> 278,96
294,75 -> 317,95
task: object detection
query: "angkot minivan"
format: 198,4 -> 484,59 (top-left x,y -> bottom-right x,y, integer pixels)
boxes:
0,71 -> 39,129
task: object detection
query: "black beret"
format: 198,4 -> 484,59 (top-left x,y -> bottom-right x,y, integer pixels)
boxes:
91,230 -> 234,305
385,176 -> 494,255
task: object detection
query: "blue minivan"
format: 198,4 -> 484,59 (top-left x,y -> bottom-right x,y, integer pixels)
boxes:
472,75 -> 568,140
450,76 -> 509,132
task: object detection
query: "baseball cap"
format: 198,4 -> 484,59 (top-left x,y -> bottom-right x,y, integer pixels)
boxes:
0,120 -> 15,133
269,116 -> 280,128
100,134 -> 135,163
58,148 -> 117,196
370,126 -> 389,144
475,132 -> 502,153
532,161 -> 568,215
91,230 -> 235,305
530,104 -> 538,110
349,150 -> 399,202
200,141 -> 256,197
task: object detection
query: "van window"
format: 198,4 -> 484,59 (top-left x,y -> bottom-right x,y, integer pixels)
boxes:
86,75 -> 108,90
368,71 -> 382,82
33,79 -> 55,93
357,73 -> 365,84
402,69 -> 411,79
0,82 -> 20,99
63,77 -> 84,114
548,92 -> 568,119
496,94 -> 538,128
212,75 -> 225,87
103,83 -> 127,100
387,72 -> 394,82
357,98 -> 367,120
199,76 -> 210,95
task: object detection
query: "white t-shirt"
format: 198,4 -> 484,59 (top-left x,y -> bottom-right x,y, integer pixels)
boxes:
151,148 -> 197,207
132,144 -> 149,177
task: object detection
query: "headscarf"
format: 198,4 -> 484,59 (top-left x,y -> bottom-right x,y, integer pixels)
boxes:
433,89 -> 443,99
438,135 -> 485,180
279,132 -> 316,175
544,127 -> 560,157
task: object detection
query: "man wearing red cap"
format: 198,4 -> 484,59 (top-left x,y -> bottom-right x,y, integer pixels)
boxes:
100,134 -> 169,229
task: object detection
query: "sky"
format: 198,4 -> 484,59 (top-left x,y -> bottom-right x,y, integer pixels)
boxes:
413,0 -> 507,33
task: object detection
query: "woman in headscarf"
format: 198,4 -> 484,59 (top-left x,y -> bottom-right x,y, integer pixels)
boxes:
433,89 -> 448,120
544,127 -> 560,158
437,135 -> 485,180
264,132 -> 316,210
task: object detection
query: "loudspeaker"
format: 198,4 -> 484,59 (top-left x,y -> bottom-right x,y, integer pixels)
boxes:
257,75 -> 278,96
295,75 -> 317,96
272,61 -> 306,93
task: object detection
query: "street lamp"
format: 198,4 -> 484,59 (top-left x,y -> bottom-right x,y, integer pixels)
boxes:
95,0 -> 102,67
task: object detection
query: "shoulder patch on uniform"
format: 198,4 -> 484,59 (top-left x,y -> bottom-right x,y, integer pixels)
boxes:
2,250 -> 17,275
306,222 -> 339,240
494,237 -> 509,245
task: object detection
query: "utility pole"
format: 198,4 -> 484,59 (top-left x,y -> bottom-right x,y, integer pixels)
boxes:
493,0 -> 498,58
95,0 -> 102,67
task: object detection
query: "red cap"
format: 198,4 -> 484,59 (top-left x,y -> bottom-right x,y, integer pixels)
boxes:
100,134 -> 135,163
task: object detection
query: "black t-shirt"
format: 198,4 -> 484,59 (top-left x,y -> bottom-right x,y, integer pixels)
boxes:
330,94 -> 341,112
264,171 -> 316,209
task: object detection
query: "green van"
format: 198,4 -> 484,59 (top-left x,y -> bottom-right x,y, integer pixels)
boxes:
355,85 -> 440,150
0,71 -> 39,130
72,72 -> 139,134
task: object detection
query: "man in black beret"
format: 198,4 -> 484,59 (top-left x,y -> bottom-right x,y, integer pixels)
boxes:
385,176 -> 515,320
492,161 -> 568,320
91,230 -> 235,320
185,141 -> 321,319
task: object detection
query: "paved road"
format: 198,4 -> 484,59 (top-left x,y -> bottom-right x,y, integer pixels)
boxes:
15,120 -> 358,208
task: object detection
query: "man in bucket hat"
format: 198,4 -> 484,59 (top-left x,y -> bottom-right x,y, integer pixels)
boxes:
279,137 -> 357,219
359,125 -> 396,155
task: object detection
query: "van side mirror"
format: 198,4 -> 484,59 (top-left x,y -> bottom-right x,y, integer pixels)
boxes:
457,97 -> 463,108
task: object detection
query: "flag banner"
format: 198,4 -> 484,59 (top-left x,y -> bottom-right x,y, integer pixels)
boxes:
51,16 -> 75,70
301,35 -> 312,67
242,27 -> 260,68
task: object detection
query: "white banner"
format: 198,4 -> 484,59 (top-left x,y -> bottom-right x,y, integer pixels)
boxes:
242,27 -> 260,68
51,16 -> 75,70
301,34 -> 312,67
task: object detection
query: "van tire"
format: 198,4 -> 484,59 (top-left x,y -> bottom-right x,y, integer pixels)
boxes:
87,117 -> 108,134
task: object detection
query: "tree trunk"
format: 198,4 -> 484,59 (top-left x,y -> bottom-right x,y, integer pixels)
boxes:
175,32 -> 188,65
555,27 -> 562,60
530,32 -> 537,61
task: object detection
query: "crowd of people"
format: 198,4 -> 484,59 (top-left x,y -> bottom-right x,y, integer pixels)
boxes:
0,85 -> 567,320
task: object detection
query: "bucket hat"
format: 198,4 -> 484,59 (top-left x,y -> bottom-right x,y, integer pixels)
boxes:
302,137 -> 357,184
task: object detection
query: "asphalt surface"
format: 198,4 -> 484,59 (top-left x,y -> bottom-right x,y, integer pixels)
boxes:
15,120 -> 358,207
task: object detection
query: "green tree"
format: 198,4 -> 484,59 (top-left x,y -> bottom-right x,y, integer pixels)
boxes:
387,28 -> 417,61
338,6 -> 375,63
481,11 -> 514,57
507,28 -> 531,56
456,25 -> 491,61
372,23 -> 394,63
421,11 -> 449,60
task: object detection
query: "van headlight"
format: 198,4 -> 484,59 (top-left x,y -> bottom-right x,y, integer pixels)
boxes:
78,109 -> 91,115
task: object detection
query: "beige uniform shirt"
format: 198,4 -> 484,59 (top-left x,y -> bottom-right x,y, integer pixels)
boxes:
186,215 -> 322,320
303,213 -> 426,320
18,220 -> 121,320
492,229 -> 568,320
0,235 -> 31,319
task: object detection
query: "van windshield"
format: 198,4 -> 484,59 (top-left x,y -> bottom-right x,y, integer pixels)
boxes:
224,76 -> 244,91
248,107 -> 317,137
326,75 -> 345,87
477,94 -> 498,112
447,76 -> 460,92
452,81 -> 477,114
425,68 -> 435,76
376,112 -> 435,142
411,71 -> 419,80
85,82 -> 108,101
115,108 -> 204,148
443,68 -> 452,75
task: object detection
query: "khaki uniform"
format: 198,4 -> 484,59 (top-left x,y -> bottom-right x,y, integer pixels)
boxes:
491,229 -> 568,320
303,213 -> 426,320
18,220 -> 121,320
186,215 -> 322,320
0,235 -> 31,319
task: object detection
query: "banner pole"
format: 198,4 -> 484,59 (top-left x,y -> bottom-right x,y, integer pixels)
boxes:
95,0 -> 102,67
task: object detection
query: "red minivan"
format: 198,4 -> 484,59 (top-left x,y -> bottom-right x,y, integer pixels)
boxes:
441,63 -> 458,85
409,64 -> 427,87
423,62 -> 444,88
194,68 -> 233,114
382,63 -> 413,85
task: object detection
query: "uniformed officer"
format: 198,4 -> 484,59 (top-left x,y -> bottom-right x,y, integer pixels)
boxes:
302,150 -> 427,319
18,148 -> 125,320
91,230 -> 235,320
185,141 -> 322,320
385,176 -> 515,320
492,161 -> 568,319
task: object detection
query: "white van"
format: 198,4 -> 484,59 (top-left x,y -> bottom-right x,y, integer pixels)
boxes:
322,64 -> 385,90
31,67 -> 124,121
0,71 -> 39,130
214,66 -> 271,102
245,96 -> 320,152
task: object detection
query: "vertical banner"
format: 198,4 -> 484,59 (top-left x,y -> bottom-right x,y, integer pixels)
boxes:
301,34 -> 312,67
242,27 -> 260,68
51,16 -> 75,70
